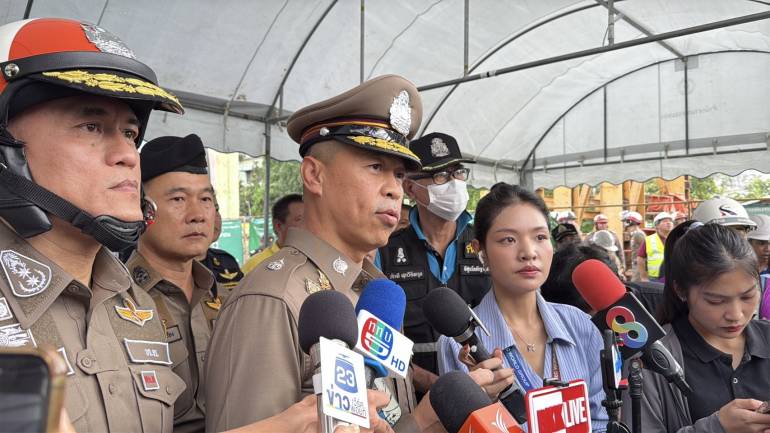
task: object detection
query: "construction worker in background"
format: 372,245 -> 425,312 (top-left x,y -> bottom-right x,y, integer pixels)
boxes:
672,210 -> 687,226
622,211 -> 646,282
585,214 -> 625,275
557,210 -> 582,236
637,212 -> 673,283
693,197 -> 757,238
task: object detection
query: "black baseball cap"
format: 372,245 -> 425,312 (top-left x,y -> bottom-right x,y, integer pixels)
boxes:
551,223 -> 578,242
410,132 -> 475,172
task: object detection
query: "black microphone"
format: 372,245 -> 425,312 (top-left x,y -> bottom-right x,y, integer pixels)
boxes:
423,287 -> 527,424
430,371 -> 523,433
572,259 -> 691,395
298,290 -> 360,433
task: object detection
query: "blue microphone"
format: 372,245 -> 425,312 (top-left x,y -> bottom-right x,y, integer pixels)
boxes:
355,279 -> 407,386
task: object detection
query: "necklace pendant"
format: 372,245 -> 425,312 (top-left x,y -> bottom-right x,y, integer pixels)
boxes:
526,344 -> 536,352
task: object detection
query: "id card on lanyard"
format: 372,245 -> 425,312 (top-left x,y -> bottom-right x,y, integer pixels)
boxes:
502,344 -> 560,392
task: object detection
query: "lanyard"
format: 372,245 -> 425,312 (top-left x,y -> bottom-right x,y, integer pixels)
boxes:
503,343 -> 560,392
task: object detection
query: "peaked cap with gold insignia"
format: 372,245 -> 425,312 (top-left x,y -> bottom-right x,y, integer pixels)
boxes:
287,74 -> 423,170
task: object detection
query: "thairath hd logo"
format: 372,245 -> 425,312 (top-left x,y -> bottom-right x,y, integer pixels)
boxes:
361,317 -> 394,360
606,306 -> 648,349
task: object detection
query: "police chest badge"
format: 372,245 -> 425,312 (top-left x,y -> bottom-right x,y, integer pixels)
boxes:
393,247 -> 409,266
305,270 -> 331,294
0,250 -> 51,298
430,137 -> 450,158
115,298 -> 154,326
0,323 -> 36,348
389,90 -> 411,136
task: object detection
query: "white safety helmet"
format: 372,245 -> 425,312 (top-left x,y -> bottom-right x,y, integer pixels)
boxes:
591,230 -> 618,252
693,197 -> 756,228
653,212 -> 673,225
557,211 -> 576,223
748,214 -> 770,241
622,211 -> 643,226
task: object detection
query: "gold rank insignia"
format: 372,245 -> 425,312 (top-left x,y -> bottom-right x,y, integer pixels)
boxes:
219,270 -> 239,280
213,257 -> 221,266
305,270 -> 331,294
205,297 -> 222,311
115,298 -> 154,326
465,243 -> 476,255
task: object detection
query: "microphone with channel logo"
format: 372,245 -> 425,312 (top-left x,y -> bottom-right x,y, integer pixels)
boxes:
431,371 -> 524,433
298,290 -> 361,433
572,259 -> 691,394
423,287 -> 527,424
354,279 -> 410,387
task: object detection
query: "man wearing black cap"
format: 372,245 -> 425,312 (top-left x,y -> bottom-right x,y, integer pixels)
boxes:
126,134 -> 220,433
551,223 -> 580,250
377,132 -> 490,394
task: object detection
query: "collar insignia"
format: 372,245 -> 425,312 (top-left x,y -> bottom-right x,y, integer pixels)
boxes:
0,250 -> 51,298
333,257 -> 348,276
305,270 -> 331,294
115,298 -> 154,326
205,297 -> 222,311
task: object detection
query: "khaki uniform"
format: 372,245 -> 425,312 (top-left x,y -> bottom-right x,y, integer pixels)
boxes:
127,251 -> 221,433
0,223 -> 184,432
205,228 -> 417,432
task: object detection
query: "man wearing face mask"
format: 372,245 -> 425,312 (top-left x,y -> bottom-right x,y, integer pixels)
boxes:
377,132 -> 491,396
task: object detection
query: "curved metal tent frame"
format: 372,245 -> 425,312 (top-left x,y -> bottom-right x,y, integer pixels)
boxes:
4,0 -> 770,242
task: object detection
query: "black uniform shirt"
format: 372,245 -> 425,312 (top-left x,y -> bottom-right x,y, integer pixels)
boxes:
673,316 -> 770,421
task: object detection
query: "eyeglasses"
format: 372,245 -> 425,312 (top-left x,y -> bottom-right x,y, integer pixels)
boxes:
410,167 -> 470,185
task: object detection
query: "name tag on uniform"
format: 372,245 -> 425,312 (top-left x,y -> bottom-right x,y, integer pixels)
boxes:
165,325 -> 182,344
387,270 -> 424,282
0,323 -> 36,348
123,339 -> 172,365
460,264 -> 489,276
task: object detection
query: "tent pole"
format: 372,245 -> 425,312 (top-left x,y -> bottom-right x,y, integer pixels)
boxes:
417,10 -> 770,92
263,122 -> 272,250
360,0 -> 365,83
463,0 -> 469,76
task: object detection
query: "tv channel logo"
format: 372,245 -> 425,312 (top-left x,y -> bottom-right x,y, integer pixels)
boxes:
361,317 -> 393,361
334,355 -> 358,393
606,306 -> 648,349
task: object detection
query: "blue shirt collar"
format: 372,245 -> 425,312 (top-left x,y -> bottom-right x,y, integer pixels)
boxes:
481,289 -> 576,349
409,206 -> 472,241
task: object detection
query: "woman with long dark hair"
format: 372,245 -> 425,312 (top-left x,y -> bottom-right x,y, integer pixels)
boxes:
437,183 -> 608,431
623,221 -> 770,433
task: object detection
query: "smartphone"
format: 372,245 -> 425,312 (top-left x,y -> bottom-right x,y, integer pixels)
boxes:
757,401 -> 770,414
0,348 -> 67,433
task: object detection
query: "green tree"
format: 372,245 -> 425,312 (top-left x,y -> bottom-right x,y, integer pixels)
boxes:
240,158 -> 303,218
690,175 -> 724,200
735,176 -> 770,199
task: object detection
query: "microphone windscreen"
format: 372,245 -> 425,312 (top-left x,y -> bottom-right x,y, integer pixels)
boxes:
431,371 -> 492,433
572,259 -> 627,312
355,278 -> 407,329
298,290 -> 358,354
423,287 -> 472,338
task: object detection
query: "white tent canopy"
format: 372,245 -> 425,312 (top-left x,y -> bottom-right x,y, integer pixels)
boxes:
2,0 -> 769,188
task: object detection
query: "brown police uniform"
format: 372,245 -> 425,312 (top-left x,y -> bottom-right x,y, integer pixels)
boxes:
205,229 -> 417,431
205,74 -> 424,432
127,251 -> 221,433
0,222 -> 184,432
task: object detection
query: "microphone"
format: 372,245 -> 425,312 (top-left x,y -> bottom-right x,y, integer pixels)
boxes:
572,259 -> 691,395
423,287 -> 527,424
431,371 -> 524,433
298,290 -> 360,433
354,278 -> 407,387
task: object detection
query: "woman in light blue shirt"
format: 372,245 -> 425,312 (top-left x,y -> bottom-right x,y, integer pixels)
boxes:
437,183 -> 608,432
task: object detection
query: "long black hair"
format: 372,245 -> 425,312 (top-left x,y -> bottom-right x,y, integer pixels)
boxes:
657,221 -> 758,324
474,183 -> 549,247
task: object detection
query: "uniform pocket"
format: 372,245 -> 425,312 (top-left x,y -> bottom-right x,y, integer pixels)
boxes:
129,365 -> 186,433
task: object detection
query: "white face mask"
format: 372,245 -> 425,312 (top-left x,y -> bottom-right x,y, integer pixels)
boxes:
413,179 -> 469,221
